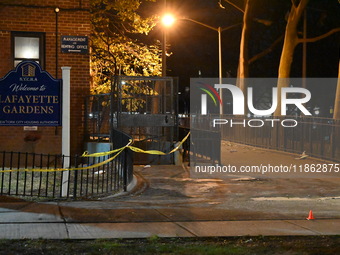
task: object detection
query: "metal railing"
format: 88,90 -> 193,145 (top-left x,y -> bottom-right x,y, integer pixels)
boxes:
84,76 -> 179,165
84,93 -> 112,142
0,129 -> 133,200
179,127 -> 221,164
220,115 -> 340,162
180,115 -> 340,163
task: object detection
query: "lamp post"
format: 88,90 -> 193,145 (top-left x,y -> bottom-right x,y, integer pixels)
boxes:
160,14 -> 240,113
161,14 -> 175,77
181,18 -> 241,114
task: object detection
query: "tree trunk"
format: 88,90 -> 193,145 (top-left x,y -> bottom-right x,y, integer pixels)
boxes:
275,0 -> 309,116
278,21 -> 299,79
238,0 -> 251,81
237,0 -> 252,115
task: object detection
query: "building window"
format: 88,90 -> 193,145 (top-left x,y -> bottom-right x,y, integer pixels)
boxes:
12,32 -> 45,68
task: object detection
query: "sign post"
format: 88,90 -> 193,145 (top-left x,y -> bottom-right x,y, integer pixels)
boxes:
61,66 -> 71,197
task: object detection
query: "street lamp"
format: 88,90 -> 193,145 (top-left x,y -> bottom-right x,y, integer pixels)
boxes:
162,14 -> 175,27
161,13 -> 175,77
160,14 -> 240,113
181,18 -> 241,114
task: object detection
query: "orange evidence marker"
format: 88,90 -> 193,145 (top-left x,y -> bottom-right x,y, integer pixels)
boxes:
306,210 -> 315,220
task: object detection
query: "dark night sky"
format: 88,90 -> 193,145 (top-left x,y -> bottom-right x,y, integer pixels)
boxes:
145,0 -> 339,115
147,0 -> 339,89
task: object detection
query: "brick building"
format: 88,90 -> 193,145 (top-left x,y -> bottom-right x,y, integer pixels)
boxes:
0,0 -> 90,155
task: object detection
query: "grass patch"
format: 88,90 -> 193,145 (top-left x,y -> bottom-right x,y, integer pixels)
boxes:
0,236 -> 339,255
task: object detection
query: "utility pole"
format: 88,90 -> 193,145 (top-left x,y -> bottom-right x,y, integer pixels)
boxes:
162,0 -> 167,77
333,61 -> 340,119
302,10 -> 307,88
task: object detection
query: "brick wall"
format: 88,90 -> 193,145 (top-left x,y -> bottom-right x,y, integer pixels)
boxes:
0,0 -> 90,155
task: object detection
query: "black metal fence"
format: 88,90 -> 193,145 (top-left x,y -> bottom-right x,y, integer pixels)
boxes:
84,93 -> 112,142
84,76 -> 179,165
0,129 -> 133,200
181,115 -> 222,164
219,115 -> 340,162
180,115 -> 340,163
179,127 -> 221,164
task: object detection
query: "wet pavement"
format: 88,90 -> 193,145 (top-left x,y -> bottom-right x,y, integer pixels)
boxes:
0,142 -> 339,239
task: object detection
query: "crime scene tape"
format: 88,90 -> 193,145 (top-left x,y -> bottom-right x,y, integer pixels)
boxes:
84,131 -> 190,157
0,140 -> 132,173
0,132 -> 190,173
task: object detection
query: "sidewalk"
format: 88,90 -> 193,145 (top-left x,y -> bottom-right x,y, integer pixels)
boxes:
0,143 -> 339,239
0,215 -> 339,239
0,196 -> 339,239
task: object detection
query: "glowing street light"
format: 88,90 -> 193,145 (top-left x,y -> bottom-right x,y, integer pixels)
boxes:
161,13 -> 175,77
162,14 -> 175,27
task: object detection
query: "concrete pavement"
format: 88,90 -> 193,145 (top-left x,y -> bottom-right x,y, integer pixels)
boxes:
0,142 -> 339,239
0,218 -> 339,239
0,197 -> 339,239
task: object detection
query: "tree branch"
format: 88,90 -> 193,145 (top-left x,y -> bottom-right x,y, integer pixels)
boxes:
297,27 -> 340,43
222,0 -> 244,13
295,0 -> 309,20
249,34 -> 284,64
291,0 -> 297,8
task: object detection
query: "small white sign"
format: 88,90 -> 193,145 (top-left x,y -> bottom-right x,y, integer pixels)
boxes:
24,126 -> 38,131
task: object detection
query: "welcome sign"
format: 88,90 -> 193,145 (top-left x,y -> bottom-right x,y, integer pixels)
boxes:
0,61 -> 62,126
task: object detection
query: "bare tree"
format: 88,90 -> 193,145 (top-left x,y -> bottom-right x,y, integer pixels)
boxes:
237,0 -> 251,82
222,0 -> 339,116
275,0 -> 340,115
278,0 -> 310,79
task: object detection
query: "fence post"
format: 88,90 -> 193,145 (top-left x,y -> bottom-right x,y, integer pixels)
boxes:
61,66 -> 71,197
331,125 -> 335,159
320,124 -> 325,156
73,155 -> 78,199
123,149 -> 128,192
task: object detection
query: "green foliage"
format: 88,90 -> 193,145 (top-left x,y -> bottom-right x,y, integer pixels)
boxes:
1,236 -> 340,254
148,234 -> 161,242
91,0 -> 162,97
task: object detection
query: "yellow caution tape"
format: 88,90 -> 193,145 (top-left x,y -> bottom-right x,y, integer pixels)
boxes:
0,132 -> 190,173
128,146 -> 167,155
81,141 -> 133,157
0,150 -> 123,173
127,131 -> 190,156
0,140 -> 132,173
83,131 -> 190,157
0,149 -> 120,173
